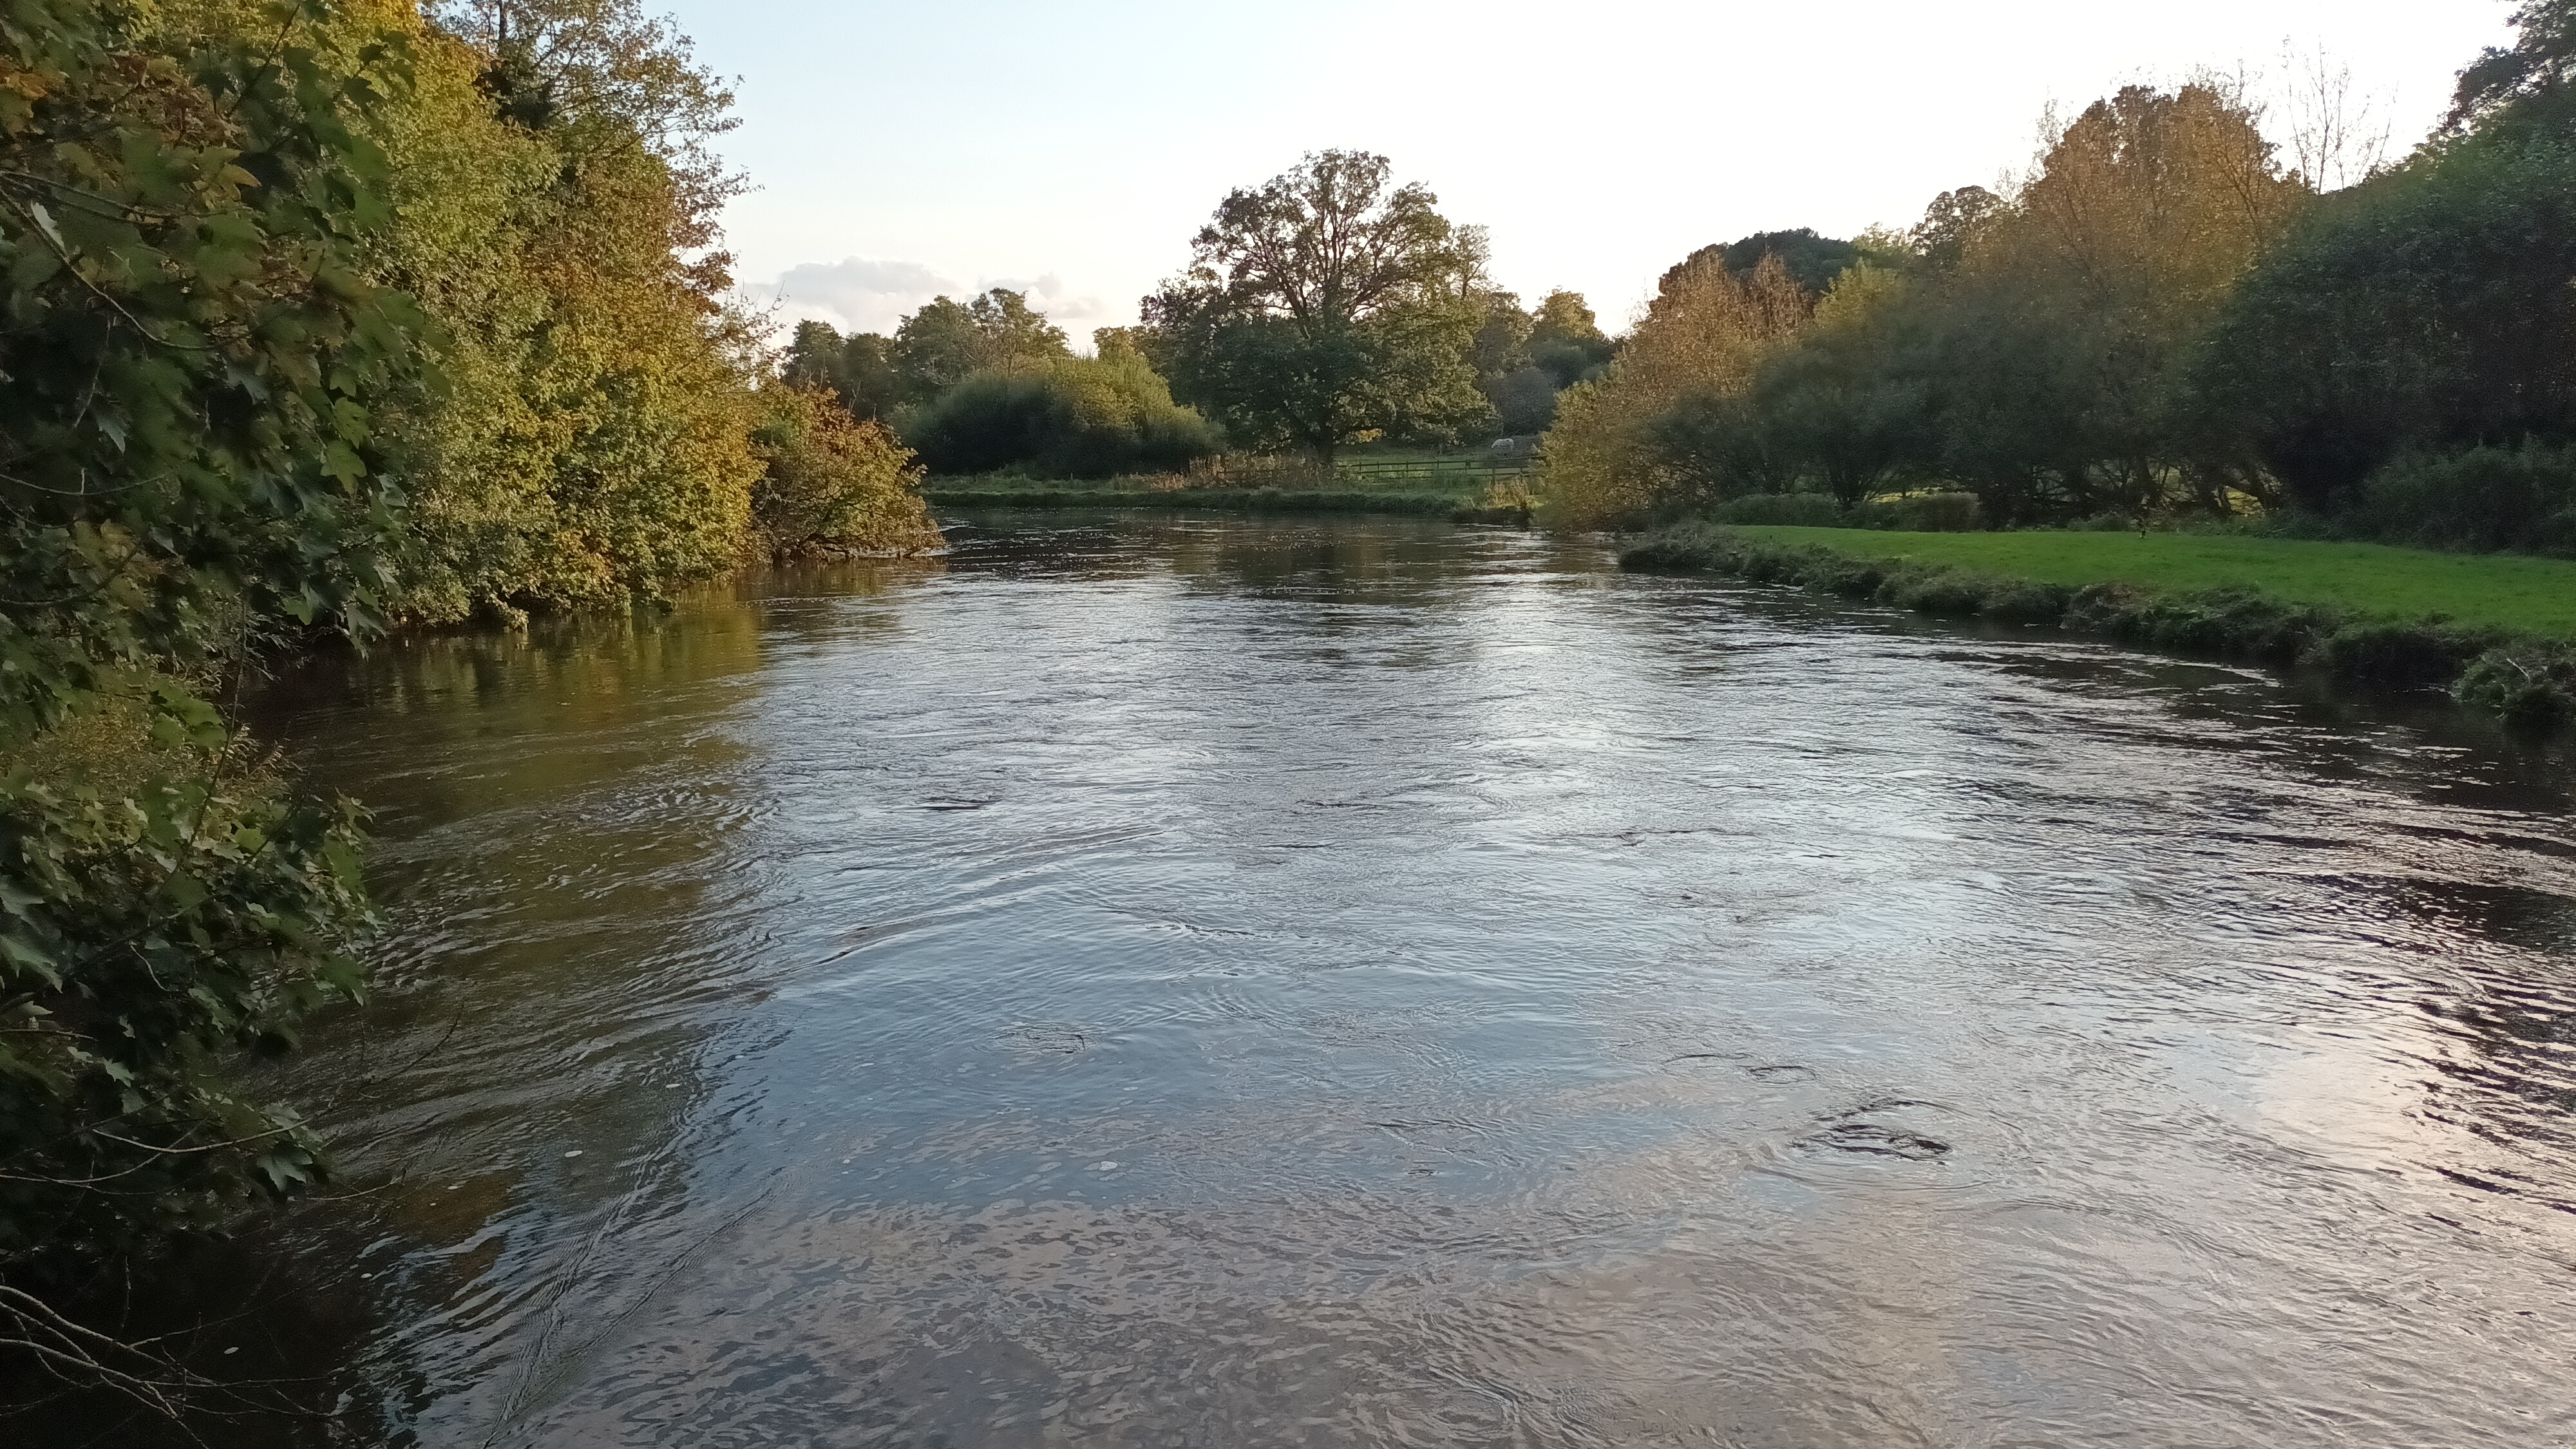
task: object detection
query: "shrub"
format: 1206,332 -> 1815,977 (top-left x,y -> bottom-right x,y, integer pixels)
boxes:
1978,580 -> 2075,623
2454,646 -> 2576,723
2068,585 -> 2333,663
901,354 -> 1221,478
1855,492 -> 1984,531
2352,444 -> 2576,554
1882,568 -> 1994,615
2313,620 -> 2500,687
751,384 -> 941,556
2068,511 -> 2143,532
1712,492 -> 1849,526
3,723 -> 372,1265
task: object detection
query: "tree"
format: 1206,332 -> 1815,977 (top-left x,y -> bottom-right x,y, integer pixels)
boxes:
1142,149 -> 1489,464
1,0 -> 422,1399
2448,0 -> 2576,133
1539,253 -> 1811,526
1745,265 -> 1929,506
784,320 -> 900,419
1526,289 -> 1615,386
893,288 -> 1068,397
2189,128 -> 2576,509
1908,185 -> 2003,270
155,0 -> 773,624
1663,228 -> 1861,295
750,383 -> 939,555
1914,84 -> 2304,522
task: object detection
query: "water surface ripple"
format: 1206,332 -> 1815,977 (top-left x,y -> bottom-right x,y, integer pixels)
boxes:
243,513 -> 2573,1446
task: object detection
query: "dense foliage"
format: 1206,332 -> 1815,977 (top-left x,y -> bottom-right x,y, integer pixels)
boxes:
1552,15 -> 2576,548
783,318 -> 899,419
893,287 -> 1068,394
2192,111 -> 2576,511
1140,151 -> 1492,464
1468,288 -> 1615,436
1665,227 -> 1861,294
1540,253 -> 1812,526
3,0 -> 917,1404
900,348 -> 1220,478
749,382 -> 940,556
1,0 -> 410,1311
354,0 -> 766,621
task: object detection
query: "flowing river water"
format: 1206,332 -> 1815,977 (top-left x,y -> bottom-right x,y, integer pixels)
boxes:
117,513 -> 2576,1444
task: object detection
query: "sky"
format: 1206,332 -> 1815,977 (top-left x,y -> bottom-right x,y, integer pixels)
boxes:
654,0 -> 2519,345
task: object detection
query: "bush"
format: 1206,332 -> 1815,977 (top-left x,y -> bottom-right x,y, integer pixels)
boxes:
901,354 -> 1221,478
3,724 -> 372,1267
1712,492 -> 1850,526
2455,645 -> 2576,723
2067,585 -> 2332,663
1882,568 -> 1996,615
1855,492 -> 1984,531
2313,620 -> 2500,687
751,384 -> 941,557
2352,443 -> 2576,554
1978,580 -> 2075,623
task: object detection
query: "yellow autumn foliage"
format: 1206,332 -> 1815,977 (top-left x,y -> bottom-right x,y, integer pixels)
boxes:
1538,254 -> 1811,527
142,0 -> 768,621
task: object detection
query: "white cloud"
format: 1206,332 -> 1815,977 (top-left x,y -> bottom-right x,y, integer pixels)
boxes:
986,272 -> 1111,331
741,258 -> 1113,341
741,256 -> 960,336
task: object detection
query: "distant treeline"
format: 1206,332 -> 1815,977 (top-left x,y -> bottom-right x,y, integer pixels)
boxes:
1544,4 -> 2576,551
786,151 -> 1620,479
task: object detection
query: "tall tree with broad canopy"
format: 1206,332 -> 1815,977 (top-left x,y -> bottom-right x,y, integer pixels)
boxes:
1142,150 -> 1490,464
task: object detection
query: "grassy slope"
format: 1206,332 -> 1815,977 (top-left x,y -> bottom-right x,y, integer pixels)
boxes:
1736,527 -> 2576,638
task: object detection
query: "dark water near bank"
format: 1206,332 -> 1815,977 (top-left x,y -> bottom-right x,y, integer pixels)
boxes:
81,515 -> 2576,1444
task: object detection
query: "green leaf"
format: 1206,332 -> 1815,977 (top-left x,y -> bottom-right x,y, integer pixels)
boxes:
160,869 -> 207,913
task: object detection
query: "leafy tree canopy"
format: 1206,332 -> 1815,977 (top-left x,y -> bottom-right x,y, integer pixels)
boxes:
1665,228 -> 1861,295
2450,0 -> 2576,133
1142,149 -> 1490,462
785,319 -> 902,419
893,288 -> 1069,397
1527,289 -> 1615,388
1906,185 -> 2005,269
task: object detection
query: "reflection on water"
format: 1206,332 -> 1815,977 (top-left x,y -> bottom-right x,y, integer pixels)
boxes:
43,513 -> 2576,1445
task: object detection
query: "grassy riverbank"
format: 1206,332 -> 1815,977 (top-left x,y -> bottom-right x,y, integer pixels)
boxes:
1623,521 -> 2576,724
926,475 -> 1531,523
1730,527 -> 2576,634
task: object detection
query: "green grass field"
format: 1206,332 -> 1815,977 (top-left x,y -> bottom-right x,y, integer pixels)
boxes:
1734,527 -> 2576,638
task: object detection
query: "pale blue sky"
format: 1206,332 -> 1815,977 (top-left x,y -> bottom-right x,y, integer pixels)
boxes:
656,0 -> 2517,342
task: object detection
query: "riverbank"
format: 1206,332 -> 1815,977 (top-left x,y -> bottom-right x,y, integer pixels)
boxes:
1622,520 -> 2576,724
925,478 -> 1531,524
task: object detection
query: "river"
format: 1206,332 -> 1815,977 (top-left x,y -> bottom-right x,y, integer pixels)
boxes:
135,513 -> 2576,1444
